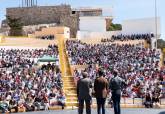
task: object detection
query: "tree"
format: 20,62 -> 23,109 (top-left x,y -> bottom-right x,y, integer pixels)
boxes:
157,39 -> 165,49
7,16 -> 23,36
107,23 -> 122,31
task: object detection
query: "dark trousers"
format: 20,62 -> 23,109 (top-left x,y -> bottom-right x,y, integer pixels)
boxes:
96,98 -> 106,114
112,92 -> 121,114
78,98 -> 91,114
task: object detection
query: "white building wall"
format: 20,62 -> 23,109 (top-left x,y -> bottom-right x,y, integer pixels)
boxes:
79,16 -> 107,32
77,17 -> 161,46
122,17 -> 161,35
77,31 -> 121,40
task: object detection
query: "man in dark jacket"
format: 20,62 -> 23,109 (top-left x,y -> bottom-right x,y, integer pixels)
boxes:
77,72 -> 92,114
94,70 -> 108,114
109,70 -> 126,114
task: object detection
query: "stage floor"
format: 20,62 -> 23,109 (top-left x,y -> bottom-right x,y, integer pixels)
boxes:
13,108 -> 165,114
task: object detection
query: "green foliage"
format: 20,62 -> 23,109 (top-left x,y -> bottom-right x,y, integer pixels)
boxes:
157,39 -> 165,49
108,23 -> 122,31
7,16 -> 23,36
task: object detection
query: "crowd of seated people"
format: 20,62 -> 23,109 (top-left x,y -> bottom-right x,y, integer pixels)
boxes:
36,35 -> 55,40
0,44 -> 58,69
66,40 -> 165,107
0,45 -> 65,113
101,33 -> 154,43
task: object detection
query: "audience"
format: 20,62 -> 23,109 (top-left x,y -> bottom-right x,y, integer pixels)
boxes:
66,40 -> 165,104
101,33 -> 154,44
0,44 -> 65,113
36,35 -> 55,40
1,35 -> 165,112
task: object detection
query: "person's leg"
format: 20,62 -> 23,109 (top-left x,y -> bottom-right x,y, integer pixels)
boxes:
36,102 -> 41,110
150,102 -> 153,108
116,94 -> 121,114
31,105 -> 35,111
14,106 -> 18,112
112,93 -> 118,114
61,103 -> 65,110
85,99 -> 91,114
78,99 -> 84,114
44,103 -> 48,110
96,98 -> 101,114
101,98 -> 106,114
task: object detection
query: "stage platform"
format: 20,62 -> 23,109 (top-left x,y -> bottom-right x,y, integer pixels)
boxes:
12,108 -> 165,114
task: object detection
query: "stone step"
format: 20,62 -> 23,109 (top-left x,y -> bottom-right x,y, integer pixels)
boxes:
64,88 -> 76,91
63,81 -> 75,84
66,101 -> 79,107
66,95 -> 77,98
63,86 -> 76,90
63,79 -> 74,81
64,91 -> 76,94
63,80 -> 75,83
64,86 -> 76,89
63,76 -> 74,78
63,82 -> 75,85
63,82 -> 76,87
63,80 -> 74,83
66,97 -> 78,102
67,93 -> 77,96
63,79 -> 74,82
63,85 -> 76,90
63,83 -> 75,86
62,77 -> 74,80
64,86 -> 76,90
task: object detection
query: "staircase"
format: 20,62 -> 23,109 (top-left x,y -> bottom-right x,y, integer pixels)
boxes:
58,36 -> 78,108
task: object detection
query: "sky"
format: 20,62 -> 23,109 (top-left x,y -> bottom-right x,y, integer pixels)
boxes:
0,0 -> 164,39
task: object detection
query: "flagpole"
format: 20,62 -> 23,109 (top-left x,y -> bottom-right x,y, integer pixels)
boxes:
155,0 -> 158,49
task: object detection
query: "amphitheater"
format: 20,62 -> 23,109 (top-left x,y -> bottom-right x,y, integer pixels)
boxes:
0,33 -> 165,110
0,0 -> 165,113
0,14 -> 164,114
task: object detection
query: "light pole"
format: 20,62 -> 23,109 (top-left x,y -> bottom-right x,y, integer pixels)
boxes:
155,0 -> 158,49
36,0 -> 38,6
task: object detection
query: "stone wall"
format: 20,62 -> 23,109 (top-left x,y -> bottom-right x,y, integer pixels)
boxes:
72,8 -> 102,16
6,5 -> 79,37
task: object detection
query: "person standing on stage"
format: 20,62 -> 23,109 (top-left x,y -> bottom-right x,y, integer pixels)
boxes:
94,69 -> 109,114
77,72 -> 92,114
109,70 -> 126,114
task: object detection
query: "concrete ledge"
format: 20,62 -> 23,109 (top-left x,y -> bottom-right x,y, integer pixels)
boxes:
49,106 -> 62,110
121,104 -> 145,108
10,109 -> 16,113
18,107 -> 26,112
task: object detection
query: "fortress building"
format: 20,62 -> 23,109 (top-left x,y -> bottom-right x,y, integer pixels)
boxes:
5,4 -> 107,37
4,2 -> 112,38
6,5 -> 79,37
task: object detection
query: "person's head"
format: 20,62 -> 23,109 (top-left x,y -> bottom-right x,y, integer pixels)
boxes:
113,70 -> 118,77
146,92 -> 150,97
82,72 -> 88,78
98,69 -> 104,77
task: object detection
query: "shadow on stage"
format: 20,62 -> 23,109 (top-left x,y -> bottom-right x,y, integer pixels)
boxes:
159,111 -> 165,114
